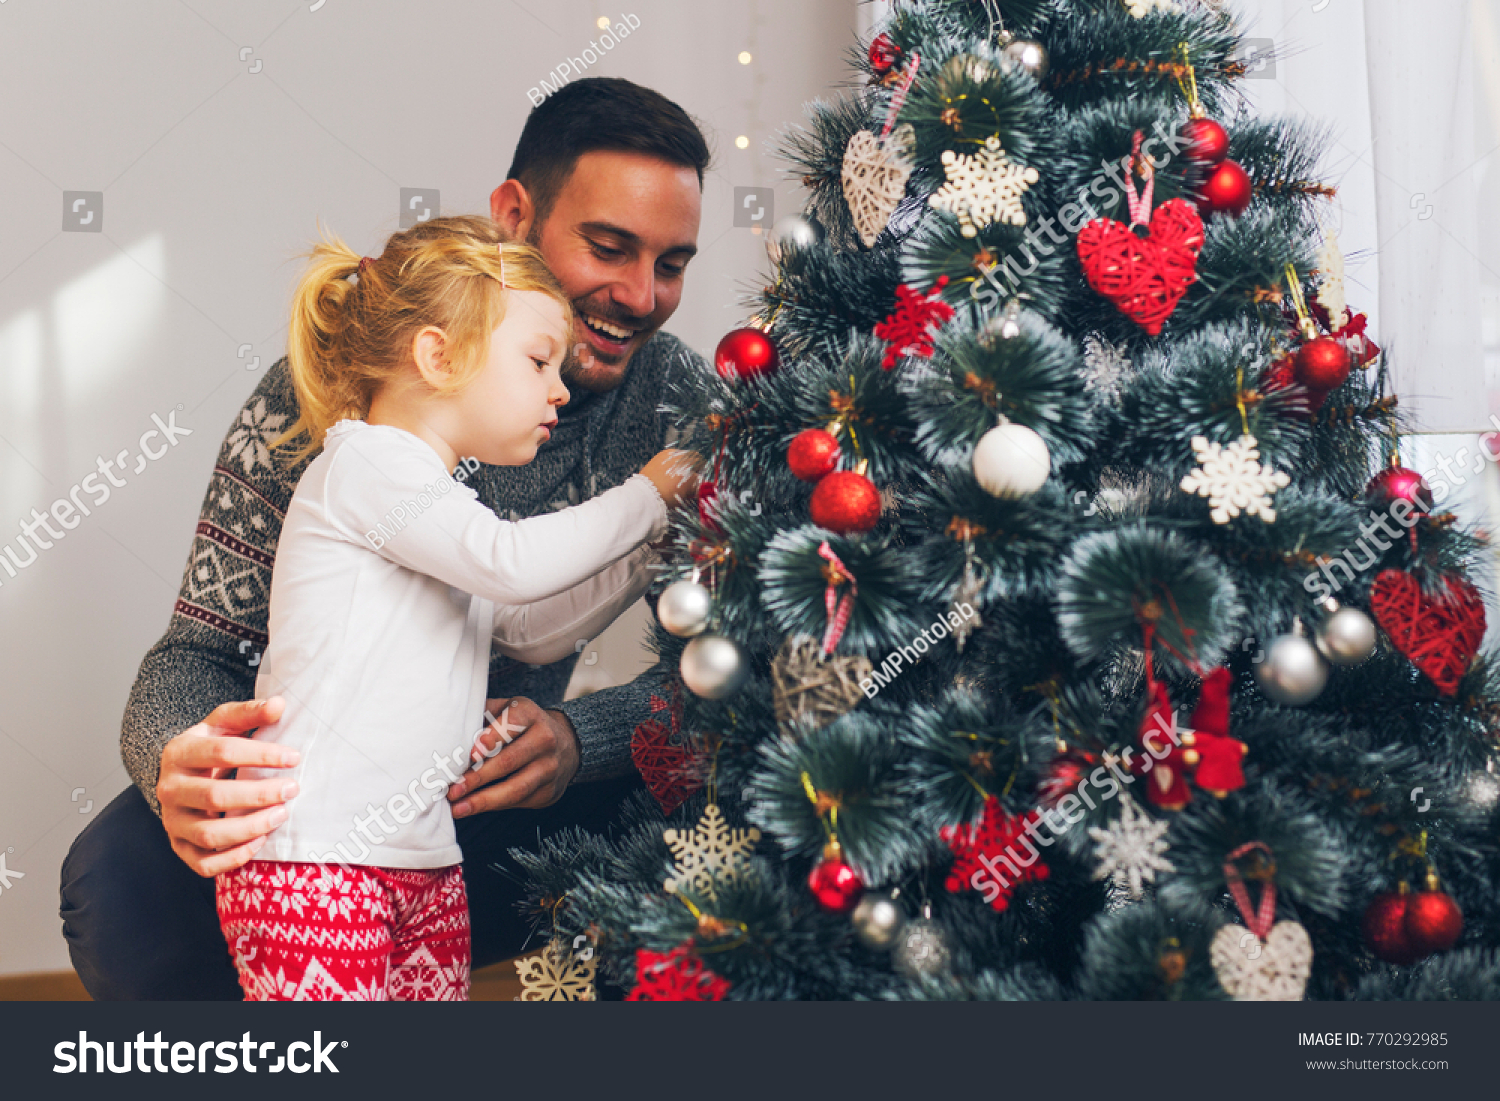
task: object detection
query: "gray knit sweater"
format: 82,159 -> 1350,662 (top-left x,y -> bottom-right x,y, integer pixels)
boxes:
121,332 -> 703,815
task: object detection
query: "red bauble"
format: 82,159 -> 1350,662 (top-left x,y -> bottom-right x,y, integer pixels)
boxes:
715,327 -> 779,381
1363,891 -> 1421,965
1180,117 -> 1230,165
1261,355 -> 1319,418
1364,466 -> 1434,514
809,470 -> 882,534
1404,887 -> 1464,955
787,428 -> 841,482
1293,336 -> 1352,393
869,32 -> 900,76
808,853 -> 864,912
1195,159 -> 1253,217
697,480 -> 723,536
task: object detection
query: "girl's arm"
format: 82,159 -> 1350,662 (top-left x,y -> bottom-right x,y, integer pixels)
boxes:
323,429 -> 669,606
490,543 -> 659,665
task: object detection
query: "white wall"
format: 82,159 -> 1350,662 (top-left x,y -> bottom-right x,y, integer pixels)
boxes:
0,0 -> 853,977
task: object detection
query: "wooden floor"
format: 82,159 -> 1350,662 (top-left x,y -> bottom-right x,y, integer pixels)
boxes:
0,962 -> 526,1001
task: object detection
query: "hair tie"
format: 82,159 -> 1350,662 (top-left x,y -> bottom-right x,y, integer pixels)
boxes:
358,256 -> 373,273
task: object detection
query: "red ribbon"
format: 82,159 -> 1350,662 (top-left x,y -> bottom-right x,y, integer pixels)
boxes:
879,53 -> 921,140
817,540 -> 857,656
1122,130 -> 1155,228
1223,841 -> 1277,939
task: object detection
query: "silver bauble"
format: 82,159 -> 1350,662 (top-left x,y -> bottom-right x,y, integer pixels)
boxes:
1315,605 -> 1377,666
766,214 -> 821,265
680,634 -> 750,699
1253,633 -> 1329,706
658,579 -> 713,638
893,917 -> 950,979
1003,38 -> 1049,80
852,893 -> 905,950
972,419 -> 1050,499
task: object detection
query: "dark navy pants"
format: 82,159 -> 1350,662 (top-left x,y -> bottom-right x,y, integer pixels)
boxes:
59,775 -> 642,1000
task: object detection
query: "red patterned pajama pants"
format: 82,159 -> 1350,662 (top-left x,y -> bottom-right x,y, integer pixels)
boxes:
216,860 -> 470,1001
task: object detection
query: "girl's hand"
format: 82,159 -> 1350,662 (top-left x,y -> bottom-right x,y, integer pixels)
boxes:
639,449 -> 703,510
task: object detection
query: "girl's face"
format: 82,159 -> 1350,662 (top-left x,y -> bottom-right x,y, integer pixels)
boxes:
455,289 -> 571,466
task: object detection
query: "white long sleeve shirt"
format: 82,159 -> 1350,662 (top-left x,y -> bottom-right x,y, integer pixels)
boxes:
238,418 -> 668,869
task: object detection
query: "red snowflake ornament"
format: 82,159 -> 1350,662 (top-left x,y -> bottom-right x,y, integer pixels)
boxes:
939,794 -> 1049,911
873,275 -> 955,369
625,945 -> 731,1001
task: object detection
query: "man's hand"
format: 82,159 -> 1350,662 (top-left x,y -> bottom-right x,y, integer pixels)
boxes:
448,696 -> 580,817
156,696 -> 300,878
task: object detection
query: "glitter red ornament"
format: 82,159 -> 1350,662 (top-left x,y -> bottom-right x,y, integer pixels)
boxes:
1180,117 -> 1230,164
1404,878 -> 1464,955
1195,159 -> 1252,217
1363,889 -> 1422,965
788,428 -> 841,482
808,845 -> 865,912
714,326 -> 780,381
1293,336 -> 1352,393
1364,466 -> 1434,514
809,470 -> 882,534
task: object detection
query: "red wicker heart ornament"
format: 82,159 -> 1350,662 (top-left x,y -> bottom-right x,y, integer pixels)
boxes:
1369,569 -> 1486,696
1077,198 -> 1204,336
630,691 -> 704,814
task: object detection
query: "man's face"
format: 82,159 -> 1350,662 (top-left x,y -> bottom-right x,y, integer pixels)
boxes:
526,150 -> 701,393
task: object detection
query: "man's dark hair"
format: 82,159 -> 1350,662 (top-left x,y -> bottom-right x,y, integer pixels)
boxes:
507,78 -> 713,228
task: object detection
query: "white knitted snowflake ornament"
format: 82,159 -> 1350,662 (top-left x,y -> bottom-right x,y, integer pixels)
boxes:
1180,434 -> 1290,524
1087,793 -> 1175,900
928,135 -> 1038,237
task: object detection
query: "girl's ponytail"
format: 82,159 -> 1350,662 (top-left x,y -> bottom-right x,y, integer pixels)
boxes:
268,214 -> 568,469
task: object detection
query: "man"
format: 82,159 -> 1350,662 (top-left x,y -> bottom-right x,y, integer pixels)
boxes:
59,77 -> 711,999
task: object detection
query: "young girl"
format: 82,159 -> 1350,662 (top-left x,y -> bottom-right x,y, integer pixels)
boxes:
214,215 -> 698,1001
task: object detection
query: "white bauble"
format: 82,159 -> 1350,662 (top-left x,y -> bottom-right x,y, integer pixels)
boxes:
973,420 -> 1050,499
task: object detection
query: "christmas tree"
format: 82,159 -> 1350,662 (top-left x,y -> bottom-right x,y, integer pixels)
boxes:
514,0 -> 1500,1001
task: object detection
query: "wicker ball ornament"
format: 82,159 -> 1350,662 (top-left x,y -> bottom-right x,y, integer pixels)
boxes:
809,470 -> 882,534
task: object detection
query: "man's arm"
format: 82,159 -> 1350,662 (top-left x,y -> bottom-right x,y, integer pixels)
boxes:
120,360 -> 310,873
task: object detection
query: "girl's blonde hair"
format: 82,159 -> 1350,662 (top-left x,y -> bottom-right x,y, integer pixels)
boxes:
270,214 -> 572,465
